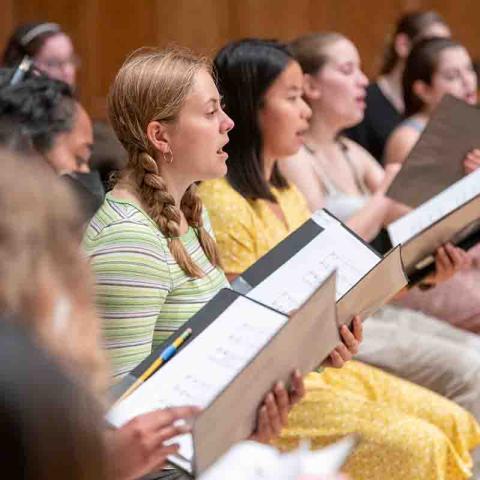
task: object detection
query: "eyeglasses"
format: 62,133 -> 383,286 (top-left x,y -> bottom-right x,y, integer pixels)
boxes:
8,56 -> 43,85
35,54 -> 81,72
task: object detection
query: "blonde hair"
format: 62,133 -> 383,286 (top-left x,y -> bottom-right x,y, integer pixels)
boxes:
108,47 -> 222,278
290,32 -> 346,75
0,150 -> 106,397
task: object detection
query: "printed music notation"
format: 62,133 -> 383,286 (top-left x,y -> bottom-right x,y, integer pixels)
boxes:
388,168 -> 480,246
249,225 -> 378,314
107,296 -> 287,427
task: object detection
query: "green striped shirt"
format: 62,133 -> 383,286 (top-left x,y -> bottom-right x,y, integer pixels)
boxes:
83,193 -> 228,380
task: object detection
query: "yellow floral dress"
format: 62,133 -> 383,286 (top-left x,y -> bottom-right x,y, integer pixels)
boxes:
198,178 -> 480,480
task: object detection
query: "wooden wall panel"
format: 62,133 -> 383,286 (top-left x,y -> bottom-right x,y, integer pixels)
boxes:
2,0 -> 480,119
0,0 -> 15,54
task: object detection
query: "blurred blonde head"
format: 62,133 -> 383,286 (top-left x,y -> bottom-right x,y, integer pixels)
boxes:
0,150 -> 106,395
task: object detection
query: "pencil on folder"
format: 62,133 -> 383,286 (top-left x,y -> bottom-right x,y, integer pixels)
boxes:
117,327 -> 193,402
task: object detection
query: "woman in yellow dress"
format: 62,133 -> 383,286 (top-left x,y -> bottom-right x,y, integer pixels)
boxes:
198,38 -> 480,480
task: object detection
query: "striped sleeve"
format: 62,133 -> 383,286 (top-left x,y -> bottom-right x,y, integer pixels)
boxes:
85,220 -> 171,379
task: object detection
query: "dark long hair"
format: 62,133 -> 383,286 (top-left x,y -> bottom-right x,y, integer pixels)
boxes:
214,39 -> 291,202
0,319 -> 107,480
381,10 -> 448,75
403,37 -> 463,116
2,22 -> 62,67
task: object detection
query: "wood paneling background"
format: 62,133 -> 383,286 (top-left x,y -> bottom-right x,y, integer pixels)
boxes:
2,0 -> 479,119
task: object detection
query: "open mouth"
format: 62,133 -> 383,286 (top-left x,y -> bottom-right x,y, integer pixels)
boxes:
464,92 -> 477,104
297,125 -> 309,136
356,96 -> 366,106
217,138 -> 229,155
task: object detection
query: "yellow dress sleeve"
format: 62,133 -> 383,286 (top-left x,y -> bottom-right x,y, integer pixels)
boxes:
198,179 -> 259,274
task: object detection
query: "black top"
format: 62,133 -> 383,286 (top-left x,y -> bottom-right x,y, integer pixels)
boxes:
62,170 -> 105,224
345,83 -> 402,165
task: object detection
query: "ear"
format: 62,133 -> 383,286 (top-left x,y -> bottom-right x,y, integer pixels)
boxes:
303,73 -> 322,100
394,33 -> 411,60
412,79 -> 432,105
146,120 -> 171,154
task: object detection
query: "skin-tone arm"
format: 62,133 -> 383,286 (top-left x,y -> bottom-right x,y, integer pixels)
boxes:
384,125 -> 419,167
278,151 -> 327,213
279,142 -> 404,242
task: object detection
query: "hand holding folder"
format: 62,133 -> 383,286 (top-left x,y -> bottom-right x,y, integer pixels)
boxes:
387,95 -> 480,208
108,275 -> 340,476
387,169 -> 480,276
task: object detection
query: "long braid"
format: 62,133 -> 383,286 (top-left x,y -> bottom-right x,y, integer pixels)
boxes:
181,184 -> 223,270
136,152 -> 205,278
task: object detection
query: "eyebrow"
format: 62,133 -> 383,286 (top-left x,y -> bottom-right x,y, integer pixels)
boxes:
206,96 -> 222,106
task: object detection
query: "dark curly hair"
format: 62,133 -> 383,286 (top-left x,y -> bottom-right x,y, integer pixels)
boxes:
0,68 -> 75,154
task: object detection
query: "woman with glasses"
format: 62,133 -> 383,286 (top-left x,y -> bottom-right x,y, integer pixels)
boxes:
2,22 -> 79,86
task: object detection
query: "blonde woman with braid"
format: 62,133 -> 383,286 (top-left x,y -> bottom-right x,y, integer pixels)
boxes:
84,47 -> 312,453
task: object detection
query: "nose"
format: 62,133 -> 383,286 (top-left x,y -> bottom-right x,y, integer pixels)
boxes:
301,97 -> 312,120
61,64 -> 76,87
358,69 -> 368,88
463,69 -> 477,91
222,111 -> 235,133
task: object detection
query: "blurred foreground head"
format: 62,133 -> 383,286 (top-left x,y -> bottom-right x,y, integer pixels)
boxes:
0,150 -> 106,394
0,319 -> 107,480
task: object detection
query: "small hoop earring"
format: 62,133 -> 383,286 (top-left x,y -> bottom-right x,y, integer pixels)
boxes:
163,148 -> 174,164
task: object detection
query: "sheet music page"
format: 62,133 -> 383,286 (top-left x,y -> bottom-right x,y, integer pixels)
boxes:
388,168 -> 480,246
106,296 -> 288,466
246,220 -> 380,314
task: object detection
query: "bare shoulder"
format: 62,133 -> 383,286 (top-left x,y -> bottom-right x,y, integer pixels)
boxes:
278,147 -> 313,173
340,136 -> 379,171
384,124 -> 419,165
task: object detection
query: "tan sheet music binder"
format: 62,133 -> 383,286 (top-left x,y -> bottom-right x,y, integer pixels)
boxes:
387,95 -> 480,207
192,274 -> 339,474
399,194 -> 480,273
108,275 -> 339,476
337,246 -> 406,325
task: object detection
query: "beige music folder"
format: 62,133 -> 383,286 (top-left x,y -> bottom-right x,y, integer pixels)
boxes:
336,246 -> 407,325
193,274 -> 339,474
107,275 -> 340,476
387,95 -> 480,208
